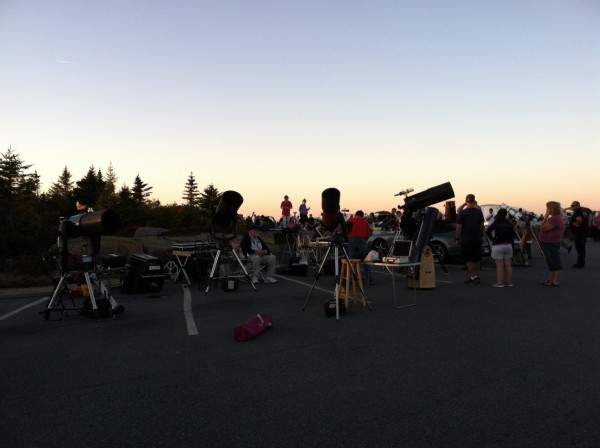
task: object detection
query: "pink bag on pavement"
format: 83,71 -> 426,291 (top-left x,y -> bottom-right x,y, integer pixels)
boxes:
234,313 -> 273,342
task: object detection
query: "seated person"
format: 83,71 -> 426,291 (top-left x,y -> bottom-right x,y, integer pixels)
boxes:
240,225 -> 278,284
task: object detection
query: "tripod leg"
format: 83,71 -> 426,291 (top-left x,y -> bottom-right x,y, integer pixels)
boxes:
43,274 -> 68,320
205,249 -> 222,295
84,272 -> 101,321
231,249 -> 257,292
302,245 -> 332,310
333,246 -> 341,321
531,231 -> 545,261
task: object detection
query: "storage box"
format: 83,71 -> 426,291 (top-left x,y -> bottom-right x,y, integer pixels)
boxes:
121,271 -> 165,293
121,253 -> 165,293
129,253 -> 163,275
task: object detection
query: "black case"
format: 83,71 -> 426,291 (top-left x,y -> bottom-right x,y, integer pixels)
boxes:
129,253 -> 163,275
121,253 -> 165,293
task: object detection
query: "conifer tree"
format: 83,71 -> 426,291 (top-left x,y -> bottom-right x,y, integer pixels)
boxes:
73,165 -> 105,209
48,166 -> 74,198
198,183 -> 221,214
131,174 -> 152,205
182,171 -> 200,206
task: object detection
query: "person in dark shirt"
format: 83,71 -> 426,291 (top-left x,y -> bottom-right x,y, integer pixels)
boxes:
456,194 -> 485,285
485,208 -> 514,287
568,201 -> 589,268
240,225 -> 278,284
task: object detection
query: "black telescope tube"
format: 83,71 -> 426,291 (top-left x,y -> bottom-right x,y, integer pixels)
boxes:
321,188 -> 340,230
213,191 -> 244,228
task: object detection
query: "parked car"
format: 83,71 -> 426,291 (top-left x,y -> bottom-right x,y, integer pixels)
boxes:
367,220 -> 491,264
368,210 -> 394,231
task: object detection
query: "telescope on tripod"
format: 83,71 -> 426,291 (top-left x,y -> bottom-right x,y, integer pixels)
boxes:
43,209 -> 125,321
205,190 -> 257,294
303,187 -> 369,321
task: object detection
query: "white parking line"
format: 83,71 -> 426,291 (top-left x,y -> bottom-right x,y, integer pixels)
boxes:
273,274 -> 332,294
0,297 -> 48,321
181,276 -> 333,336
182,285 -> 198,336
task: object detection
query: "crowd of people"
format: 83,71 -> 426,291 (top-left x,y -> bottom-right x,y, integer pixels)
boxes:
243,193 -> 596,288
455,194 -> 594,288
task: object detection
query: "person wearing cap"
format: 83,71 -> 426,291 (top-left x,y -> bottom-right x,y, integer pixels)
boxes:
456,194 -> 485,285
568,200 -> 589,268
240,225 -> 278,283
280,195 -> 292,228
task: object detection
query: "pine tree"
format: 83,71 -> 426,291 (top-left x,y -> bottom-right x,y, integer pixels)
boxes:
97,162 -> 118,209
0,147 -> 44,262
198,183 -> 221,214
73,165 -> 105,209
182,172 -> 200,206
0,146 -> 33,199
48,166 -> 74,197
131,174 -> 152,205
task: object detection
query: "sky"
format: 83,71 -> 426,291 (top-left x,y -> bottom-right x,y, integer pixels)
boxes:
1,0 -> 599,219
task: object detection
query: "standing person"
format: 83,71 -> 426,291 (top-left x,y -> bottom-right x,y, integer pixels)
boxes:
538,201 -> 565,286
298,198 -> 310,226
591,210 -> 600,241
280,195 -> 292,228
456,194 -> 485,285
485,208 -> 514,287
346,210 -> 373,284
240,225 -> 278,284
394,209 -> 402,230
568,201 -> 588,268
485,208 -> 495,226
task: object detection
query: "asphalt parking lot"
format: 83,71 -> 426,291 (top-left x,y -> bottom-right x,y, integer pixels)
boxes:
1,243 -> 599,448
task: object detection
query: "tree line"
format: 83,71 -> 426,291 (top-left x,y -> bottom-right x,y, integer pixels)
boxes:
0,146 -> 222,274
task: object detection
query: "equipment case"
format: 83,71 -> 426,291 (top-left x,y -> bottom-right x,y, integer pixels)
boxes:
121,253 -> 165,293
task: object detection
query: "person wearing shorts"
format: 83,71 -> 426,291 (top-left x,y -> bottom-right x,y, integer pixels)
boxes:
485,208 -> 514,287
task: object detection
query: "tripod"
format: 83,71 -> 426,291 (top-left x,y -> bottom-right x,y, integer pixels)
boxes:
205,239 -> 257,295
302,234 -> 370,321
512,221 -> 545,266
43,265 -> 125,321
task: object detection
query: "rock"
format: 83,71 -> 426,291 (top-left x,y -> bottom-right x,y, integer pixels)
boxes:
134,227 -> 169,237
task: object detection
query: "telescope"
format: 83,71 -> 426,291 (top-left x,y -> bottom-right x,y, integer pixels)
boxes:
399,182 -> 454,212
47,209 -> 125,320
59,209 -> 121,239
211,190 -> 243,240
500,203 -> 539,224
321,187 -> 345,231
57,209 -> 122,271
